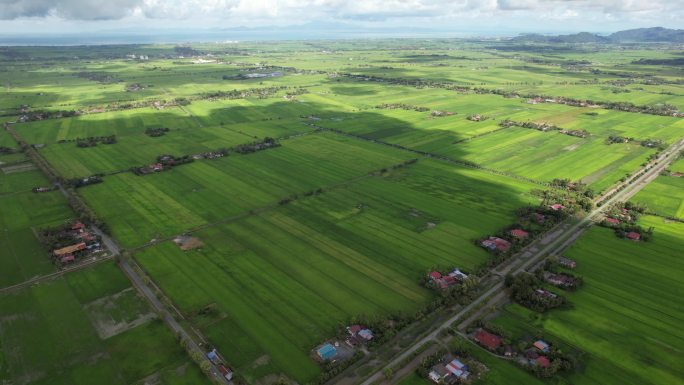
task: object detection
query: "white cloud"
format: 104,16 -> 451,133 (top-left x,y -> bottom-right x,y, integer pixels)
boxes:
0,0 -> 143,20
0,0 -> 681,33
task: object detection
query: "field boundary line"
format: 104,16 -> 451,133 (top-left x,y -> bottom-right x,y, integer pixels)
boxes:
308,122 -> 553,187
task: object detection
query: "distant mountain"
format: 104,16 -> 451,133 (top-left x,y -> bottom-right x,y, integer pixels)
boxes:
609,27 -> 684,43
514,27 -> 684,43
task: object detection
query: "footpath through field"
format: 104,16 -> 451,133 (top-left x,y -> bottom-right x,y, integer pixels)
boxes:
356,136 -> 684,385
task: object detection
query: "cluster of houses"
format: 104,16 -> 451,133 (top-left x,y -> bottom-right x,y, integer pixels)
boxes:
135,162 -> 165,174
125,54 -> 149,60
429,358 -> 471,384
430,110 -> 455,117
472,329 -> 556,370
192,150 -> 226,160
133,155 -> 193,175
559,129 -> 589,138
466,114 -> 486,122
427,268 -> 469,290
314,325 -> 374,364
518,340 -> 553,369
50,221 -> 102,265
481,237 -> 512,252
480,227 -> 529,253
206,349 -> 233,381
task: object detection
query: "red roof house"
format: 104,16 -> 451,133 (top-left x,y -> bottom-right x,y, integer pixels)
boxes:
626,232 -> 641,241
473,330 -> 502,350
550,204 -> 565,211
429,271 -> 442,280
536,356 -> 551,368
482,237 -> 511,252
494,238 -> 511,252
510,229 -> 529,239
605,217 -> 620,225
71,221 -> 85,231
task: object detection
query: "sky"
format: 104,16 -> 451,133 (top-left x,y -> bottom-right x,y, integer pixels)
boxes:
0,0 -> 682,40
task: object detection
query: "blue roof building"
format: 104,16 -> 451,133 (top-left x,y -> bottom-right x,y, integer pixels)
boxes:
317,343 -> 337,360
206,349 -> 219,363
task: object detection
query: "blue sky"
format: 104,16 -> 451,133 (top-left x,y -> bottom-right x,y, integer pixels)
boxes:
0,0 -> 681,37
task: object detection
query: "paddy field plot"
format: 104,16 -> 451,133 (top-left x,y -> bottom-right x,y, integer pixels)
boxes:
0,169 -> 73,288
0,261 -> 209,385
14,107 -> 199,144
132,159 -> 541,383
631,175 -> 684,219
78,132 -> 415,247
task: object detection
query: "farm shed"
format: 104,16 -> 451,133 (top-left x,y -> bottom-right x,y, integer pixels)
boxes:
53,242 -> 87,256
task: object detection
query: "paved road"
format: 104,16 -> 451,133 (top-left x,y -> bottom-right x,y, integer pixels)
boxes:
360,137 -> 684,385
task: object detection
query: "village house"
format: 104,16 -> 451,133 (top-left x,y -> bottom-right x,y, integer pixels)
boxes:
550,203 -> 565,211
71,221 -> 86,232
445,359 -> 470,381
429,358 -> 470,384
429,365 -> 450,383
605,217 -> 621,225
534,213 -> 546,223
533,340 -> 550,353
316,343 -> 337,361
428,268 -> 469,290
626,231 -> 641,241
544,272 -> 577,288
558,257 -> 577,269
535,288 -> 558,298
473,329 -> 502,351
346,325 -> 374,346
218,365 -> 233,381
510,229 -> 529,239
481,237 -> 511,252
504,345 -> 514,357
206,349 -> 220,364
535,356 -> 551,368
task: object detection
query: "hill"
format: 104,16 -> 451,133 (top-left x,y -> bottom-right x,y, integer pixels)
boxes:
514,27 -> 684,43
